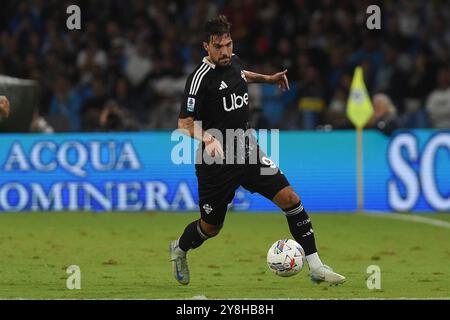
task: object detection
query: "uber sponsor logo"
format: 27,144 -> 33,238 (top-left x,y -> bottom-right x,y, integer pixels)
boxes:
223,93 -> 249,112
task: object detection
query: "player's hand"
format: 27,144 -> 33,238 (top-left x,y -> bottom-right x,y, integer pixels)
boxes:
0,96 -> 11,118
205,137 -> 225,160
270,69 -> 290,91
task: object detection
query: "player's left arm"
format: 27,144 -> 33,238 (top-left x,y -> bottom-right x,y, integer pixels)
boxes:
243,69 -> 290,91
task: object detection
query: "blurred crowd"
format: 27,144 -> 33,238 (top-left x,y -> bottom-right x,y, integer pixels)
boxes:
0,0 -> 449,133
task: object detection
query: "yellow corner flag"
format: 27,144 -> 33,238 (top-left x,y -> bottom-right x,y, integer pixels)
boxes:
346,66 -> 374,129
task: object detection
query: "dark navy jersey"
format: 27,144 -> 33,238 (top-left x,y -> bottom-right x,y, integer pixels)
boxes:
179,54 -> 250,133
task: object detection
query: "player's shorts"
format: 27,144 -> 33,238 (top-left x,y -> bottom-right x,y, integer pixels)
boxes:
195,146 -> 290,226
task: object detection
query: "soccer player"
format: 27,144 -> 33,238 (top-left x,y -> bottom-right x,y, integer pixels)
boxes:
170,15 -> 345,286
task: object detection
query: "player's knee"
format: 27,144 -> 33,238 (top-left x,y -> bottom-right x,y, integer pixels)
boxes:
277,188 -> 300,208
273,187 -> 301,209
200,220 -> 223,237
206,227 -> 221,237
286,191 -> 300,206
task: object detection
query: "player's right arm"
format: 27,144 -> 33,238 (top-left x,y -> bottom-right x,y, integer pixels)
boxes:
178,117 -> 224,159
0,96 -> 11,119
178,69 -> 224,159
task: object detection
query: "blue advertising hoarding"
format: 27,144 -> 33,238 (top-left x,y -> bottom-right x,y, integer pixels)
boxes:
0,130 -> 448,212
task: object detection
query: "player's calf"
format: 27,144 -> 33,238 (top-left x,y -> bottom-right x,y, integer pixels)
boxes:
281,199 -> 346,284
282,200 -> 318,258
177,219 -> 211,252
272,187 -> 327,272
177,219 -> 222,253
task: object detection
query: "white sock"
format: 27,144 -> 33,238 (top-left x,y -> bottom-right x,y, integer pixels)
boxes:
175,239 -> 186,256
306,252 -> 323,270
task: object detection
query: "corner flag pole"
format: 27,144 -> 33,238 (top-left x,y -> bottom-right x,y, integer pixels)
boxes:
356,126 -> 364,212
346,66 -> 374,213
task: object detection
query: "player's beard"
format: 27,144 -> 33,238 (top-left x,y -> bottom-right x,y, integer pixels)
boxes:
218,56 -> 231,66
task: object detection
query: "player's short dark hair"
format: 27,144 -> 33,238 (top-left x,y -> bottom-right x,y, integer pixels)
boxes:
204,15 -> 231,43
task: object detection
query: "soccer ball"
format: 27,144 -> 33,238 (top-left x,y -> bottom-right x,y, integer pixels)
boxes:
267,239 -> 305,277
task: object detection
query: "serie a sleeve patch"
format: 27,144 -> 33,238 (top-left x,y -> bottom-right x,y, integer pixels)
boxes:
187,97 -> 195,112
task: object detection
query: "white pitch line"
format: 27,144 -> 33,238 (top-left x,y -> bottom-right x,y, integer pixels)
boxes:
363,212 -> 450,229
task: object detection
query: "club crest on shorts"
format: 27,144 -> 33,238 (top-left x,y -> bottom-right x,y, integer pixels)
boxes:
203,204 -> 213,214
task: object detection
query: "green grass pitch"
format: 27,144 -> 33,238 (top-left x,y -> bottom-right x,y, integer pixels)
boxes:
0,212 -> 449,299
